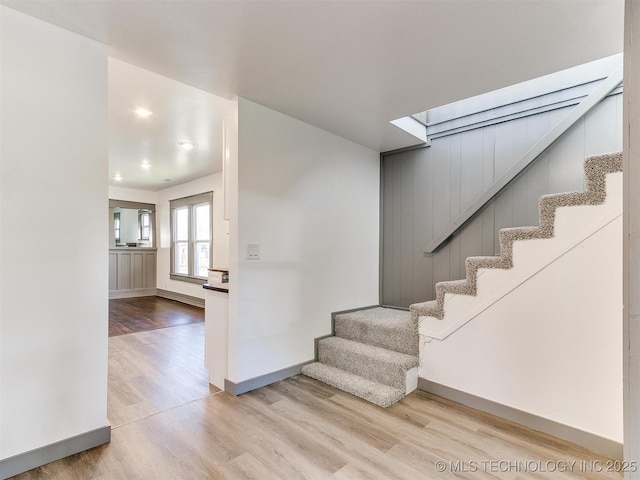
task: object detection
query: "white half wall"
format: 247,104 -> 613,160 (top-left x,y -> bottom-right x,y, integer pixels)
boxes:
421,188 -> 623,443
156,173 -> 228,299
0,6 -> 108,460
231,98 -> 379,382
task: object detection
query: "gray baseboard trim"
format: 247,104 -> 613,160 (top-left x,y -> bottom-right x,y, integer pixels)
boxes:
418,378 -> 623,459
0,425 -> 111,479
225,360 -> 314,395
330,304 -> 380,331
109,288 -> 157,299
156,289 -> 205,308
310,305 -> 380,360
379,305 -> 410,311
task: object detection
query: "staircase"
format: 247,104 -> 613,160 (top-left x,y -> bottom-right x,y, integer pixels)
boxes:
302,307 -> 418,407
410,151 -> 622,325
304,151 -> 622,409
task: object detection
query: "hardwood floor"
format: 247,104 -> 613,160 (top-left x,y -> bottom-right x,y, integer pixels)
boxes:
11,317 -> 624,479
109,296 -> 204,337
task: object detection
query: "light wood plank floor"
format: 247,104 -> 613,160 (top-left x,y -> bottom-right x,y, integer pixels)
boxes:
11,322 -> 623,479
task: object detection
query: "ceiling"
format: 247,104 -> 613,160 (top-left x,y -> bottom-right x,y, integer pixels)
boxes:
1,0 -> 625,190
108,58 -> 231,190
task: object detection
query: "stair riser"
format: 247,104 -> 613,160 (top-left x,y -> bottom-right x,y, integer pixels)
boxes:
318,342 -> 413,389
335,320 -> 418,356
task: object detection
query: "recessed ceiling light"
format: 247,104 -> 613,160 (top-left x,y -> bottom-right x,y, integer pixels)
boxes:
134,107 -> 153,117
179,141 -> 196,150
113,174 -> 123,182
139,159 -> 151,169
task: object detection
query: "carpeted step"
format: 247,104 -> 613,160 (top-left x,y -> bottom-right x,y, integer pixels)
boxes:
335,307 -> 417,356
318,336 -> 418,390
301,362 -> 405,408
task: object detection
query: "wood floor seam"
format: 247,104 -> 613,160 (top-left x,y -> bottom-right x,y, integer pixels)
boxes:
109,391 -> 222,431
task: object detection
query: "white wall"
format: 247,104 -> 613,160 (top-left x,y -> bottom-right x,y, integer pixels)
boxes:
156,173 -> 228,299
421,176 -> 623,443
623,0 -> 640,472
108,185 -> 158,205
230,98 -> 379,382
224,100 -> 239,381
0,5 -> 108,460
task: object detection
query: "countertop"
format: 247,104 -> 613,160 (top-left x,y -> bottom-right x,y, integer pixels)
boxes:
203,283 -> 229,293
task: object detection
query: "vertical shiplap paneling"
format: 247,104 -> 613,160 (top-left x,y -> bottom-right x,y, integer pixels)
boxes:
458,129 -> 485,273
525,112 -> 551,226
494,120 -> 515,177
431,137 -> 452,300
411,148 -> 433,304
450,134 -> 462,219
381,93 -> 622,307
108,253 -> 118,290
146,253 -> 156,288
481,126 -> 496,256
460,129 -> 485,208
432,136 -> 452,234
431,242 -> 451,300
524,153 -> 549,226
459,212 -> 484,276
448,234 -> 462,283
390,152 -> 405,306
133,253 -> 144,289
482,125 -> 496,190
585,95 -> 618,157
398,151 -> 415,307
548,107 -> 585,193
493,119 -> 516,252
118,253 -> 131,290
381,155 -> 396,305
509,117 -> 532,228
449,134 -> 463,278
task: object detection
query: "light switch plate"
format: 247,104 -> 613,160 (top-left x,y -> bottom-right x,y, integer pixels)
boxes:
247,244 -> 260,260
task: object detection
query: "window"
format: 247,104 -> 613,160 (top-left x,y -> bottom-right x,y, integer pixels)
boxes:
114,212 -> 121,244
138,210 -> 151,241
170,192 -> 213,283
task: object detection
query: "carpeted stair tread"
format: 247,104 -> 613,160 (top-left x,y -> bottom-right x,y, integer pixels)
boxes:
318,336 -> 417,389
466,255 -> 508,270
301,362 -> 405,408
335,307 -> 417,355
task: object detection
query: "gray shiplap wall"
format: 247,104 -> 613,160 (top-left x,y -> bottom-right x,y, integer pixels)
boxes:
381,93 -> 622,308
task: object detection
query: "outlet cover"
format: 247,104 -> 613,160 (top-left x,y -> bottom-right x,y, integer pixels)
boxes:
247,244 -> 260,260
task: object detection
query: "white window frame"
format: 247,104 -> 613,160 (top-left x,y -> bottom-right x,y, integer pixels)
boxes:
170,192 -> 213,284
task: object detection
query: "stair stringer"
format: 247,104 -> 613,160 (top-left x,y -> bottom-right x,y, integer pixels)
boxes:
409,151 -> 623,339
423,171 -> 622,339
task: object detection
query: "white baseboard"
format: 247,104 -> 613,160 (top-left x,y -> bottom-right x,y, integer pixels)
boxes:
109,288 -> 157,299
156,289 -> 204,308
